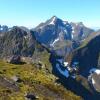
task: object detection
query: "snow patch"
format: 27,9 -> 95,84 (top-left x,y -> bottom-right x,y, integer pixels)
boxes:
8,28 -> 12,31
50,38 -> 59,47
63,21 -> 68,25
63,62 -> 68,67
75,23 -> 78,26
95,70 -> 100,75
67,66 -> 72,71
72,27 -> 75,30
72,30 -> 75,33
89,68 -> 100,75
56,63 -> 69,78
73,62 -> 79,65
71,75 -> 76,79
24,36 -> 27,39
72,27 -> 75,38
39,26 -> 43,29
71,33 -> 74,39
64,29 -> 67,33
49,16 -> 56,25
0,27 -> 3,31
57,59 -> 63,64
92,78 -> 95,84
73,67 -> 77,71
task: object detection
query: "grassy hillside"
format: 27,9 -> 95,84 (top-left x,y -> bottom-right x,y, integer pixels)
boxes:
0,60 -> 82,100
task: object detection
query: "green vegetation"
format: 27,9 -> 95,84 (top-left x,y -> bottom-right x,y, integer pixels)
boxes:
0,60 -> 82,100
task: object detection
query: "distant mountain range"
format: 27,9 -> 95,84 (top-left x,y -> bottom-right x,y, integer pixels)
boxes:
0,16 -> 95,57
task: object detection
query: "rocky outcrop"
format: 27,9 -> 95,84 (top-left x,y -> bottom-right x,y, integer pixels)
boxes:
32,16 -> 94,57
0,76 -> 19,92
7,55 -> 22,64
70,35 -> 100,76
0,26 -> 46,59
0,25 -> 8,33
25,93 -> 39,100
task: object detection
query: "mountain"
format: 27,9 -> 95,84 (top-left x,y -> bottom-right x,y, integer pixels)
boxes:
33,16 -> 72,47
33,16 -> 94,45
0,16 -> 99,100
89,69 -> 100,92
70,22 -> 94,41
65,31 -> 100,95
32,16 -> 94,56
0,25 -> 9,33
0,25 -> 82,100
0,26 -> 46,58
70,32 -> 100,76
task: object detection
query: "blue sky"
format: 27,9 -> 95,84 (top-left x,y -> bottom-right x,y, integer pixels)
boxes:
0,0 -> 100,28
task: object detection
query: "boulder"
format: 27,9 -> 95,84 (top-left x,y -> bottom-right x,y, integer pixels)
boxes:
8,55 -> 22,64
11,76 -> 22,83
88,68 -> 100,92
35,61 -> 45,69
25,93 -> 39,100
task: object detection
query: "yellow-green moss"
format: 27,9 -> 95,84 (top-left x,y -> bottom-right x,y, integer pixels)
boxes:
0,60 -> 82,100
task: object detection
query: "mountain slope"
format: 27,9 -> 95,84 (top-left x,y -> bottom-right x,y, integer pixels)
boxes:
0,60 -> 82,100
0,25 -> 82,100
0,26 -> 46,58
0,25 -> 9,33
32,16 -> 94,56
70,34 -> 100,76
33,16 -> 94,46
63,32 -> 100,99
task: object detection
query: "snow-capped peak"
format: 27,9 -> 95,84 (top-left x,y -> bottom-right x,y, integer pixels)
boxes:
49,16 -> 57,25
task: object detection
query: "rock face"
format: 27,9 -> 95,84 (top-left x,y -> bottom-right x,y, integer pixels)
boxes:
70,22 -> 94,41
32,16 -> 94,56
88,68 -> 100,92
64,32 -> 100,97
0,76 -> 19,92
33,16 -> 72,45
0,26 -> 46,59
0,25 -> 9,33
33,16 -> 94,46
70,34 -> 100,76
25,93 -> 38,100
8,55 -> 22,64
0,26 -> 52,72
0,17 -> 99,99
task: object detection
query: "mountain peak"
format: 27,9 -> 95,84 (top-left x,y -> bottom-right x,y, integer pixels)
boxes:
49,16 -> 58,25
51,15 -> 58,19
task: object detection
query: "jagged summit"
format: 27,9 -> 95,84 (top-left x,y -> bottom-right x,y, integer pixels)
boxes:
33,16 -> 94,46
51,15 -> 58,20
46,16 -> 64,26
49,16 -> 58,25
